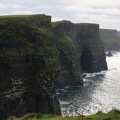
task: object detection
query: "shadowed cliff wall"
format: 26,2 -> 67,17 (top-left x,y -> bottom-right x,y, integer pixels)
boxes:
0,15 -> 61,120
52,21 -> 83,88
117,31 -> 120,37
52,21 -> 107,88
75,24 -> 107,72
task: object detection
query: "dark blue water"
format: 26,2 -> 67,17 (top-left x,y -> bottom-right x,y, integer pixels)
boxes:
57,52 -> 120,116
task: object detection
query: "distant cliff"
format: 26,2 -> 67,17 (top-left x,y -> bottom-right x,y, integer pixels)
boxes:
0,15 -> 107,119
52,21 -> 107,88
117,31 -> 120,37
99,29 -> 120,50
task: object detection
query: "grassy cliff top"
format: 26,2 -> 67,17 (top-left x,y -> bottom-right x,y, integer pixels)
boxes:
52,20 -> 72,28
75,23 -> 99,26
0,14 -> 51,26
52,20 -> 99,28
0,14 -> 53,56
9,109 -> 120,120
0,14 -> 51,19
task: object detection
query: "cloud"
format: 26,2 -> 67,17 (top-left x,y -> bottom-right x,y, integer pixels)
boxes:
75,13 -> 120,30
61,0 -> 120,8
0,0 -> 119,30
12,10 -> 34,15
52,17 -> 64,21
0,3 -> 23,10
64,5 -> 120,16
61,0 -> 120,30
0,3 -> 6,9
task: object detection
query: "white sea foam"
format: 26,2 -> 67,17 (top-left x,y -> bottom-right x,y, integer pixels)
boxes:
60,101 -> 70,105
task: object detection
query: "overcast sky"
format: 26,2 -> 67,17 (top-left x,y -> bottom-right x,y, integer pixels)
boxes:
0,0 -> 120,30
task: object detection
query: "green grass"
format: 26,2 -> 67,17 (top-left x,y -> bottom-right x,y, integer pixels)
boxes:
8,109 -> 120,120
0,14 -> 48,19
52,20 -> 71,28
0,15 -> 35,23
0,15 -> 32,18
61,35 -> 75,48
0,14 -> 53,56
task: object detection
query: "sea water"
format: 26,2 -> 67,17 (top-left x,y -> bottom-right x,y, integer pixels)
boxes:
57,51 -> 120,116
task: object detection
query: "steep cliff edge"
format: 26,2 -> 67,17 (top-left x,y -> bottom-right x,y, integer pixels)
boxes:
53,21 -> 107,87
0,15 -> 61,120
75,24 -> 107,72
99,29 -> 120,50
117,31 -> 120,37
52,21 -> 83,87
0,15 -> 107,119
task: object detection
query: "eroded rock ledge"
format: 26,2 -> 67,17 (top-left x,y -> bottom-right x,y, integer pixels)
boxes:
0,15 -> 107,119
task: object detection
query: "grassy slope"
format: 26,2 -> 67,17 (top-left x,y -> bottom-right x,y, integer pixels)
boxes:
9,109 -> 120,120
52,20 -> 71,28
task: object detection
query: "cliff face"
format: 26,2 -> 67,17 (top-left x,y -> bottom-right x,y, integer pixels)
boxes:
117,31 -> 120,37
0,15 -> 107,119
75,24 -> 107,72
0,55 -> 60,120
53,21 -> 107,88
99,29 -> 120,50
0,15 -> 61,120
52,21 -> 83,88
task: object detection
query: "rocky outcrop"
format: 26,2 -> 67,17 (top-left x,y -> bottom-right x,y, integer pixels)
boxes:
99,29 -> 120,50
0,15 -> 61,120
106,51 -> 113,57
0,55 -> 61,120
52,21 -> 107,88
117,31 -> 120,37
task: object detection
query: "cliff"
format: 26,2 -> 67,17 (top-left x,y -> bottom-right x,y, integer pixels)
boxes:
99,29 -> 120,50
12,109 -> 120,120
0,15 -> 61,120
52,21 -> 107,88
52,21 -> 83,87
0,15 -> 107,119
117,31 -> 120,37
